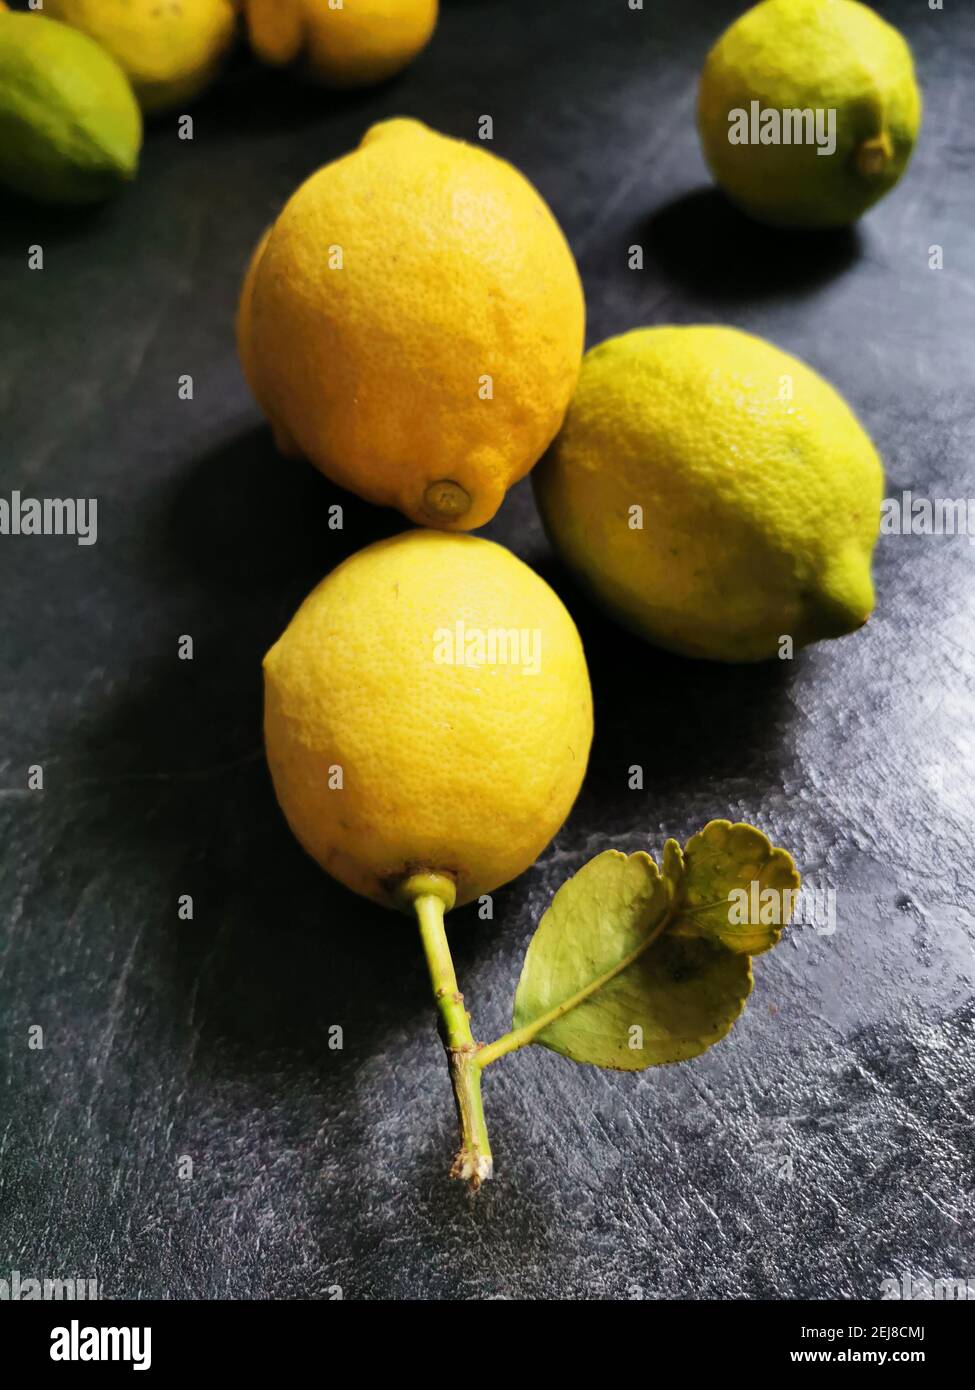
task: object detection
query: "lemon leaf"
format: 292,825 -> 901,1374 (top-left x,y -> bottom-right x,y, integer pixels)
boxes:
506,823 -> 797,1072
669,819 -> 801,956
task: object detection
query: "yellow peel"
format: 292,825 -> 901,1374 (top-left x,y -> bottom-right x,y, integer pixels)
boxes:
237,119 -> 584,530
244,0 -> 304,66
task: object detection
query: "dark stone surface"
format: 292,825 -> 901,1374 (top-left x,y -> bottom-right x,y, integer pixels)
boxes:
1,0 -> 972,1300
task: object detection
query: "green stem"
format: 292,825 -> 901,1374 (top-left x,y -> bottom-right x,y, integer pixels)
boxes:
406,875 -> 493,1189
476,893 -> 732,1070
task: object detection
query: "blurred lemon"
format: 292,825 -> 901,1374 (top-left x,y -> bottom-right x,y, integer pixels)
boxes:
0,11 -> 141,204
46,0 -> 237,113
243,0 -> 437,87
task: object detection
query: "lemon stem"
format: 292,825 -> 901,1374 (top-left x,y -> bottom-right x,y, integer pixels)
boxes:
423,479 -> 472,521
856,130 -> 894,177
407,879 -> 493,1189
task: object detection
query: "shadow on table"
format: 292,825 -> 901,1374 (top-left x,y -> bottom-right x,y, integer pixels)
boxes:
640,187 -> 861,301
0,190 -> 116,259
193,50 -> 389,140
527,546 -> 802,814
66,425 -> 468,1088
167,420 -> 405,603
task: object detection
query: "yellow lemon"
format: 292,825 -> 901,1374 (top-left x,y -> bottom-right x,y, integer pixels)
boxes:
0,12 -> 141,205
238,118 -> 585,530
534,326 -> 883,663
243,0 -> 437,87
45,0 -> 238,114
264,530 -> 593,908
697,0 -> 921,227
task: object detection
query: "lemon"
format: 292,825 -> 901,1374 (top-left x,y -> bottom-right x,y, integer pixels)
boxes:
534,326 -> 883,663
0,12 -> 141,205
243,0 -> 437,87
46,0 -> 237,114
238,118 -> 585,531
697,0 -> 921,227
264,530 -> 593,908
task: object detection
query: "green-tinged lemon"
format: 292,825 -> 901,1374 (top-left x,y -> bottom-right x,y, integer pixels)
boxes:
534,326 -> 883,663
0,12 -> 141,205
697,0 -> 921,227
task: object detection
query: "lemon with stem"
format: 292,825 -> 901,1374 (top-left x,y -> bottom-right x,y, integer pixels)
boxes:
264,530 -> 593,1181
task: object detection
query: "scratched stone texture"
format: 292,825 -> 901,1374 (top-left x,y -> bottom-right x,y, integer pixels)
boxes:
0,0 -> 972,1300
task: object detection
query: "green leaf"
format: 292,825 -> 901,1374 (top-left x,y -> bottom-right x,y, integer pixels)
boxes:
512,848 -> 676,1029
506,822 -> 799,1072
511,844 -> 751,1070
669,819 -> 800,956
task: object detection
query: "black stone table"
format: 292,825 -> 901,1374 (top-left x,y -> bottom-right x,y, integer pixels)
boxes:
1,0 -> 972,1299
